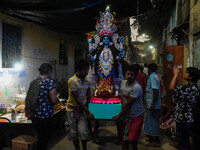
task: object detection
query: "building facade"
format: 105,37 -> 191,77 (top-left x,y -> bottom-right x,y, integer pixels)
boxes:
0,12 -> 87,104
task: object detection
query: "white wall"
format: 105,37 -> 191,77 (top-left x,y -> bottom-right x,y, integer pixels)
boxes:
0,13 -> 83,105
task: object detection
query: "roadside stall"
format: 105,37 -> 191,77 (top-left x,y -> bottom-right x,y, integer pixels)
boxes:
0,94 -> 66,149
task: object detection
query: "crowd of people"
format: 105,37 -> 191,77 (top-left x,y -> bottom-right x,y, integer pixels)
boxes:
26,59 -> 200,150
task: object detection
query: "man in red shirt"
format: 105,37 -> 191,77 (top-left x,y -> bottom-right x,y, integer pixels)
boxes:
134,64 -> 147,96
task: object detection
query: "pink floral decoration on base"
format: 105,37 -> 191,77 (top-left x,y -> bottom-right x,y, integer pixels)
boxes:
90,97 -> 121,104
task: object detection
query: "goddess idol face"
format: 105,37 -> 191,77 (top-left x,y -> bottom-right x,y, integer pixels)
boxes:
102,36 -> 111,46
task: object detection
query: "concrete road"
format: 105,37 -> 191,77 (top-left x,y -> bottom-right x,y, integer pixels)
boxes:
51,121 -> 177,150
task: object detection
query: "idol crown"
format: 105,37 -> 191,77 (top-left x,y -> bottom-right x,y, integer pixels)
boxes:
96,6 -> 117,37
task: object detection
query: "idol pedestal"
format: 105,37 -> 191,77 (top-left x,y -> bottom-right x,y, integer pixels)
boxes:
88,100 -> 122,119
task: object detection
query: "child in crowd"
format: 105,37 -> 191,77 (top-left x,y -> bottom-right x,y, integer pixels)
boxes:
169,66 -> 200,150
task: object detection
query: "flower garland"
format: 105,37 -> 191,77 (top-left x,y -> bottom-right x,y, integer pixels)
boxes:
97,61 -> 114,79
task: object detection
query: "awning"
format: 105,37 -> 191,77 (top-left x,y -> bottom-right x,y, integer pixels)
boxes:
170,21 -> 189,35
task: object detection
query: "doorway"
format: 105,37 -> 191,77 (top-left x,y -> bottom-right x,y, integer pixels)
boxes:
163,45 -> 184,102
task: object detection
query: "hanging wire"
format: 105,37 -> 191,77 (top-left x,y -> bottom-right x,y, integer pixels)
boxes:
137,0 -> 139,24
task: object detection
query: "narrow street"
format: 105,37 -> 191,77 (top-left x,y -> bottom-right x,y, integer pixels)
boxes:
51,121 -> 177,150
0,1 -> 200,150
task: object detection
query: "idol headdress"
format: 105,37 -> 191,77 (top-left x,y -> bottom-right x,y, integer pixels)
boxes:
96,6 -> 117,37
88,5 -> 124,59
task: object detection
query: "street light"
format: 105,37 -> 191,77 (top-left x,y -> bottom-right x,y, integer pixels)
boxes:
149,45 -> 153,49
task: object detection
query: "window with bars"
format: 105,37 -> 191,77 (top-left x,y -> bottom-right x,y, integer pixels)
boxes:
2,22 -> 22,68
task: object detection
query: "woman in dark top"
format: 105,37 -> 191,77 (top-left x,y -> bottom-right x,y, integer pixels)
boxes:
30,63 -> 58,150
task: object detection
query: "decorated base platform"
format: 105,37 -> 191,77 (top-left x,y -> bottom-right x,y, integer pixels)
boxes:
88,102 -> 122,119
90,97 -> 121,104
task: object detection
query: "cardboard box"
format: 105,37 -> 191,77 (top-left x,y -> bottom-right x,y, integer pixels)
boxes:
12,135 -> 37,150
